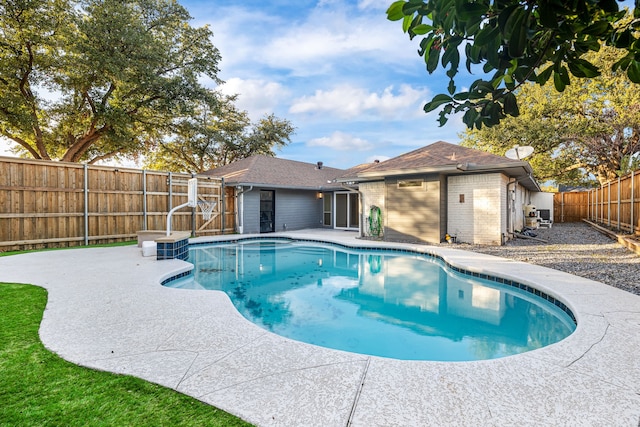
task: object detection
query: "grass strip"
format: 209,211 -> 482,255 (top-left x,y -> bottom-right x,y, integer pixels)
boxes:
0,283 -> 252,427
0,240 -> 137,257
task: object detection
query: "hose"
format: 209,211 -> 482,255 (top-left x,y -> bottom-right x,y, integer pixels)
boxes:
368,205 -> 382,237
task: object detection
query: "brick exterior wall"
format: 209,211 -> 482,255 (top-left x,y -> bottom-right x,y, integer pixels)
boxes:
447,173 -> 508,244
359,181 -> 386,237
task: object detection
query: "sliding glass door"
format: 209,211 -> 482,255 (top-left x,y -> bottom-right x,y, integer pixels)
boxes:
334,192 -> 359,230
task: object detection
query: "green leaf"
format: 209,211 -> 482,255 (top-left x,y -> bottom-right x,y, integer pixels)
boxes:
402,14 -> 413,33
402,0 -> 426,15
458,3 -> 489,22
426,43 -> 441,73
498,4 -> 520,33
536,65 -> 554,85
474,24 -> 499,47
438,111 -> 449,126
599,0 -> 619,13
448,79 -> 456,95
418,37 -> 431,56
628,60 -> 640,83
442,44 -> 460,68
582,20 -> 611,36
503,92 -> 519,117
507,9 -> 528,58
553,68 -> 568,91
567,58 -> 601,78
472,80 -> 494,94
466,43 -> 482,64
424,94 -> 453,113
462,108 -> 478,128
612,55 -> 632,72
386,1 -> 407,21
612,29 -> 632,49
480,102 -> 503,127
538,3 -> 558,28
412,24 -> 434,35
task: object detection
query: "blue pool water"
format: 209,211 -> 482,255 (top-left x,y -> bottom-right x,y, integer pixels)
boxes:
166,239 -> 576,361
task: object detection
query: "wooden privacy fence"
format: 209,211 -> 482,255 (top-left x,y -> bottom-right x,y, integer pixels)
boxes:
553,169 -> 640,235
0,156 -> 236,251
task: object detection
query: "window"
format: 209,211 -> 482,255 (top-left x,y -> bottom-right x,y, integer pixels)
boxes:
323,196 -> 332,226
398,179 -> 423,188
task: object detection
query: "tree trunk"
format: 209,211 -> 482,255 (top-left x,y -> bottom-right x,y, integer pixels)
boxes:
61,128 -> 106,163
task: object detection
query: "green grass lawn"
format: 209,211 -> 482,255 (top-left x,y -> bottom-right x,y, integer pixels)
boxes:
0,240 -> 138,257
0,282 -> 253,426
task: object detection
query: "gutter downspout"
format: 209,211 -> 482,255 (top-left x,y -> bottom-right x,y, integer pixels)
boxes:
236,185 -> 253,234
506,178 -> 517,241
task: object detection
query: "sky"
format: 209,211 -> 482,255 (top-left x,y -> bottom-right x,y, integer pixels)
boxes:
3,1 -> 633,170
1,0 -> 468,170
181,0 -> 470,169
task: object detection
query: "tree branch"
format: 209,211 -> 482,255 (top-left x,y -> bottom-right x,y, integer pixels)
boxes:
0,130 -> 42,159
87,149 -> 121,164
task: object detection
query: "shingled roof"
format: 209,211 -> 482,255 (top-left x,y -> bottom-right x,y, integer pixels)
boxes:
364,141 -> 523,172
340,141 -> 540,191
203,155 -> 345,190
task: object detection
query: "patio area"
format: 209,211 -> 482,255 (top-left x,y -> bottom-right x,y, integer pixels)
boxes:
1,230 -> 639,426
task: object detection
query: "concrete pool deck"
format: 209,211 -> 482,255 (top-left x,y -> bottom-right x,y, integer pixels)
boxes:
1,229 -> 639,426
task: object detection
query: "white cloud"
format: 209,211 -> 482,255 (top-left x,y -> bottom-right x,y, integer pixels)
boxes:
356,0 -> 393,10
289,84 -> 429,119
307,131 -> 372,151
218,78 -> 291,120
257,6 -> 415,76
0,137 -> 16,156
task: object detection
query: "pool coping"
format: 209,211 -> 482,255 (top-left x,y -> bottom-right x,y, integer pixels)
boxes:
1,229 -> 639,426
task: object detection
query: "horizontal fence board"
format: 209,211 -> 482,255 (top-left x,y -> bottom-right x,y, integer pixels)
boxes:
0,157 -> 235,251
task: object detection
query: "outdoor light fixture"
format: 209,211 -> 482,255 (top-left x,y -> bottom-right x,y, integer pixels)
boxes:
317,192 -> 323,199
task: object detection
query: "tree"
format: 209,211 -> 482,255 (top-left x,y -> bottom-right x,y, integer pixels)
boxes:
142,96 -> 295,173
460,45 -> 640,186
0,0 -> 221,163
387,0 -> 640,129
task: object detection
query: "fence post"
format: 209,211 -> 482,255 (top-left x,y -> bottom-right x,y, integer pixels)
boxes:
595,187 -> 598,223
607,182 -> 611,227
632,170 -> 635,235
84,163 -> 89,245
617,177 -> 621,231
220,177 -> 227,235
142,170 -> 147,231
168,172 -> 173,211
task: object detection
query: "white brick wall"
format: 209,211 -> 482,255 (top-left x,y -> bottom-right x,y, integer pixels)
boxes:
447,174 -> 508,244
359,181 -> 386,237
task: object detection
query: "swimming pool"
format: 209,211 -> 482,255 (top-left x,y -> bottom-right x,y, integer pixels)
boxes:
166,238 -> 576,361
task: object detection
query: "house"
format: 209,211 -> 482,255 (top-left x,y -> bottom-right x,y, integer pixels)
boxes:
203,155 -> 345,234
339,141 -> 540,245
205,141 -> 544,244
